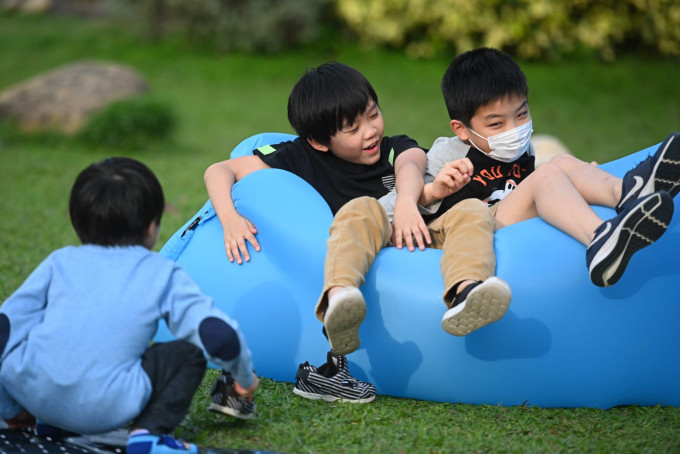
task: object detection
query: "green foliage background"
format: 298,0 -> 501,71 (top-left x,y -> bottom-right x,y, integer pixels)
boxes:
132,0 -> 680,60
336,0 -> 680,60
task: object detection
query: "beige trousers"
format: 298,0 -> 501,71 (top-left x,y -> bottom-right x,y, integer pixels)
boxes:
315,196 -> 496,321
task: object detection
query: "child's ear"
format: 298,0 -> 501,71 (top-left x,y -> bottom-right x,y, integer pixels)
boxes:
450,120 -> 469,140
307,138 -> 330,152
143,221 -> 160,250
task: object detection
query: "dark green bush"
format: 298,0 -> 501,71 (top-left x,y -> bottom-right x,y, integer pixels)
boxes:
137,0 -> 334,54
0,119 -> 68,147
77,97 -> 176,150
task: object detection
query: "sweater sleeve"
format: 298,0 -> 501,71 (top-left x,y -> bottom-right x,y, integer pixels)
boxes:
161,266 -> 255,388
0,255 -> 53,419
0,257 -> 51,361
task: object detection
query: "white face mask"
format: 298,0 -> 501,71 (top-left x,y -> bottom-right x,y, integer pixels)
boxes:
468,120 -> 533,163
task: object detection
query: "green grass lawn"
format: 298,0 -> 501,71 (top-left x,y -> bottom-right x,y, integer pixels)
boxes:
1,13 -> 680,453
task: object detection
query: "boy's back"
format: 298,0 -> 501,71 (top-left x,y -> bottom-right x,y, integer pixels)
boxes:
1,242 -> 231,433
2,244 -> 170,431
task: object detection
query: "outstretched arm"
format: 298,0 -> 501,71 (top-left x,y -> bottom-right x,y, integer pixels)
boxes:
204,156 -> 270,264
392,147 -> 431,251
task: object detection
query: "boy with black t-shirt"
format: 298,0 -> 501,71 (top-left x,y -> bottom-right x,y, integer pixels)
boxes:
204,62 -> 509,403
396,48 -> 680,296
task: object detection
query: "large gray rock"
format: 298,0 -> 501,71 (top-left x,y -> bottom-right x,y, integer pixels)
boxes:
0,61 -> 148,134
0,0 -> 51,13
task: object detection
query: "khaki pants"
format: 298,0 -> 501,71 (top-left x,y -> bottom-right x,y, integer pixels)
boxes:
315,196 -> 496,321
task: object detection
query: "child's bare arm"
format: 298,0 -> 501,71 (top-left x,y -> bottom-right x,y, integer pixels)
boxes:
204,156 -> 270,264
392,147 -> 431,251
420,158 -> 474,206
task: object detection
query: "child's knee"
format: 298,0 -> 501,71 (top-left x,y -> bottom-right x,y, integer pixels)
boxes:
443,199 -> 494,228
548,153 -> 579,170
531,160 -> 566,183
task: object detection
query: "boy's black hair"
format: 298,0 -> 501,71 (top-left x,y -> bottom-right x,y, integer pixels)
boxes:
69,157 -> 165,246
287,61 -> 379,147
441,47 -> 528,126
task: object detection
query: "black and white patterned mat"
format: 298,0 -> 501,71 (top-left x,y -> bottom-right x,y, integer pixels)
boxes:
0,429 -> 279,454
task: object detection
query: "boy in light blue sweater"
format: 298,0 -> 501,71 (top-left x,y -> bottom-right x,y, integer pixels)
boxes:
0,157 -> 258,454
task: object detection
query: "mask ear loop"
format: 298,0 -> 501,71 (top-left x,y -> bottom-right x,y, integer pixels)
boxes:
465,126 -> 488,154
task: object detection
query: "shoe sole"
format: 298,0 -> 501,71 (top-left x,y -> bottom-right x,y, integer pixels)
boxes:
441,277 -> 512,336
324,288 -> 366,355
208,402 -> 254,420
292,387 -> 375,404
622,133 -> 680,210
590,192 -> 673,287
646,133 -> 680,199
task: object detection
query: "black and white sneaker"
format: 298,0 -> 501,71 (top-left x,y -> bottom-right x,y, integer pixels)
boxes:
323,287 -> 366,355
293,351 -> 376,404
441,277 -> 512,336
208,371 -> 255,420
616,132 -> 680,213
588,190 -> 673,287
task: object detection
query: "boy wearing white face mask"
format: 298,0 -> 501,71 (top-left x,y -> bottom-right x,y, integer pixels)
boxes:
416,47 -> 680,299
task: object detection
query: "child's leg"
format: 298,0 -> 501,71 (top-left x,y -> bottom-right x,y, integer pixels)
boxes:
495,161 -> 604,245
552,133 -> 680,212
316,197 -> 392,355
548,154 -> 622,208
132,340 -> 206,435
428,198 -> 496,303
495,156 -> 673,287
429,199 -> 512,336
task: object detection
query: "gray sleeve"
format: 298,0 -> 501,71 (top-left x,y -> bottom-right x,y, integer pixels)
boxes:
378,138 -> 451,223
379,188 -> 441,224
417,137 -> 472,213
379,137 -> 471,223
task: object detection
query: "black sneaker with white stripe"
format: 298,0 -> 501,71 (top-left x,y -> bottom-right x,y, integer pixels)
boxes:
616,132 -> 680,213
588,190 -> 673,287
441,276 -> 512,336
208,371 -> 255,420
293,351 -> 376,403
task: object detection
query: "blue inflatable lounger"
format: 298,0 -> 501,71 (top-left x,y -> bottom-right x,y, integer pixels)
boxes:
156,132 -> 680,409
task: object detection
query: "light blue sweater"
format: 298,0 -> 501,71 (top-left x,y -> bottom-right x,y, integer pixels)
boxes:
0,244 -> 254,433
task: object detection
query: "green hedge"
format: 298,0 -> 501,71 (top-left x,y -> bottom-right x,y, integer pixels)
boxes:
136,0 -> 332,53
334,0 -> 680,60
77,97 -> 176,150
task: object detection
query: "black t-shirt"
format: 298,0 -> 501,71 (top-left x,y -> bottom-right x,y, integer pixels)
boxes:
254,135 -> 420,214
423,147 -> 535,223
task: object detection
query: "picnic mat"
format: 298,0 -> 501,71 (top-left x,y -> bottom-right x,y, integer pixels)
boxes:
0,429 -> 279,453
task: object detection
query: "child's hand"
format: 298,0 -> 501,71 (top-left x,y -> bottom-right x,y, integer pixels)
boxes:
234,372 -> 259,402
221,211 -> 260,264
429,158 -> 474,200
5,410 -> 35,430
392,199 -> 431,251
